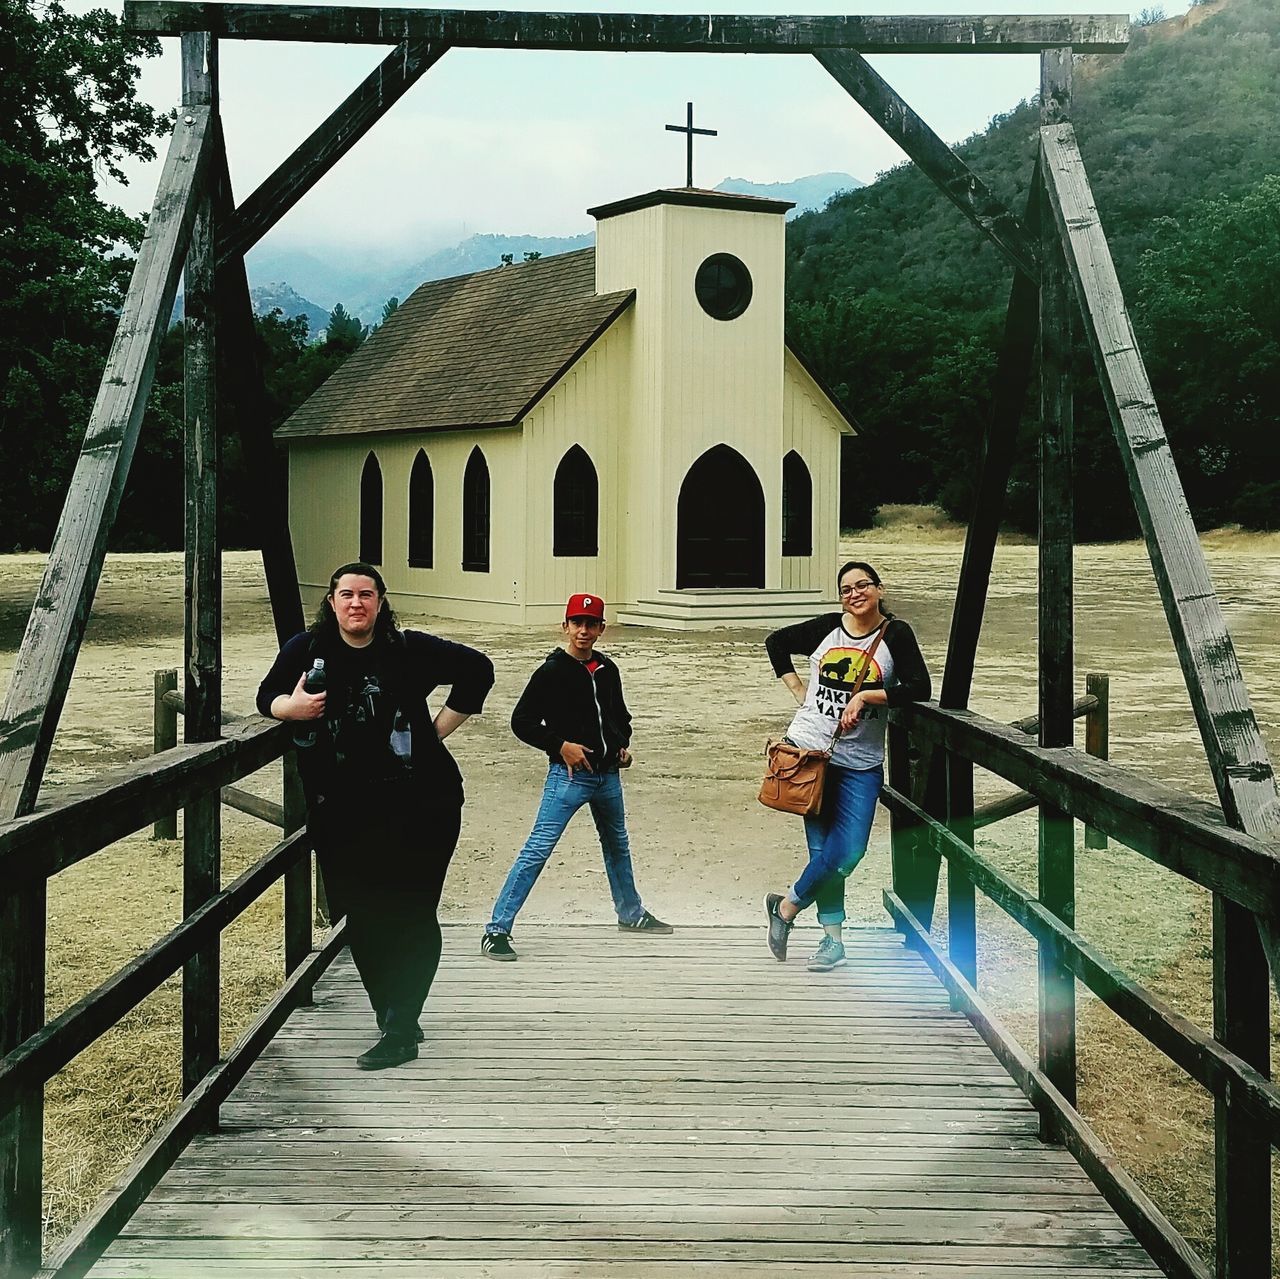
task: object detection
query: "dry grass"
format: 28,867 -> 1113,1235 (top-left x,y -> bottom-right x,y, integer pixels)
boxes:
42,816 -> 288,1248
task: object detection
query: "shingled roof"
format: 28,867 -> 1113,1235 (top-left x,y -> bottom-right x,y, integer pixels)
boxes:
276,248 -> 634,440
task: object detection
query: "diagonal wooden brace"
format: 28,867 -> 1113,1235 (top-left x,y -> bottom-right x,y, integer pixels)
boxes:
814,48 -> 1039,283
0,107 -> 215,821
1040,120 -> 1280,979
219,39 -> 446,265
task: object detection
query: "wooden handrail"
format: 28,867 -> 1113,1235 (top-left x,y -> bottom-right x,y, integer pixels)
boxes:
881,783 -> 1280,1144
895,700 -> 1280,917
0,829 -> 308,1113
0,718 -> 289,890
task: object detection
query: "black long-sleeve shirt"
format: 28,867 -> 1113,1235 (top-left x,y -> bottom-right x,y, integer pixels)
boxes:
257,627 -> 494,806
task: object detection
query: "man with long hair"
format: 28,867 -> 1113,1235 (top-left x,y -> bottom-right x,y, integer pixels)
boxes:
258,562 -> 494,1069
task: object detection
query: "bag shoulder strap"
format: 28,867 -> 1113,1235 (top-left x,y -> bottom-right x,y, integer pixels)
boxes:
826,620 -> 889,749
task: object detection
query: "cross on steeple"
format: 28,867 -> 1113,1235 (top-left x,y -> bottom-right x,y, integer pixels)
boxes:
665,102 -> 717,189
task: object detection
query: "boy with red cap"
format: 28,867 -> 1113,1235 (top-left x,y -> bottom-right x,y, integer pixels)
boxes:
482,592 -> 672,959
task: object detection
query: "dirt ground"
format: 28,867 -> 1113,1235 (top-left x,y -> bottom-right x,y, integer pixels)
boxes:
4,507 -> 1280,1255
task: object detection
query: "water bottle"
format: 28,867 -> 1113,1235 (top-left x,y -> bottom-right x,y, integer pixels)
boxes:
389,709 -> 413,765
293,658 -> 326,749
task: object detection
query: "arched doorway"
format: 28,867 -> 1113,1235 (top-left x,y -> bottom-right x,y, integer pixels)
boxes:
676,445 -> 765,588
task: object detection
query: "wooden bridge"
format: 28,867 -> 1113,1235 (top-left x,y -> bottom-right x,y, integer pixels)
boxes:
88,925 -> 1156,1278
6,4 -> 1280,1278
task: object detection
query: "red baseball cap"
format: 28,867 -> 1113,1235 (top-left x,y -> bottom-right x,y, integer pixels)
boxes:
565,592 -> 605,621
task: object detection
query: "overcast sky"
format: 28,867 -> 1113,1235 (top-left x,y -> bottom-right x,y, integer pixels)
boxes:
90,0 -> 1188,260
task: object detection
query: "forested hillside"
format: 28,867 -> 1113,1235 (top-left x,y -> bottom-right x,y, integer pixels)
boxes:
786,0 -> 1280,537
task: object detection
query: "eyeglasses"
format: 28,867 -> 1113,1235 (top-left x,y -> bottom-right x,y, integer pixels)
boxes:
839,580 -> 877,596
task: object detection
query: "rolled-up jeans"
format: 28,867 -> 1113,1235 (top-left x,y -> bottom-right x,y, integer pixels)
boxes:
787,763 -> 883,926
487,762 -> 645,934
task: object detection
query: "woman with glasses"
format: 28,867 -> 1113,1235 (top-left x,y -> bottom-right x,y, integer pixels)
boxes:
762,560 -> 931,971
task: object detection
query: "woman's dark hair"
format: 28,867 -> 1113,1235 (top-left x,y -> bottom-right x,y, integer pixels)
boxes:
837,560 -> 881,590
310,561 -> 400,641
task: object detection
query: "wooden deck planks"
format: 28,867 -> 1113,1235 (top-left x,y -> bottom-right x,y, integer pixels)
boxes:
89,926 -> 1158,1277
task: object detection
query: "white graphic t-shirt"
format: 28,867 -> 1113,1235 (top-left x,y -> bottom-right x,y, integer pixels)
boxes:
784,622 -> 896,770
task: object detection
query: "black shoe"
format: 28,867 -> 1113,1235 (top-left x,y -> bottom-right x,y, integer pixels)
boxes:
618,910 -> 674,934
765,893 -> 792,962
376,1011 -> 425,1043
356,1033 -> 417,1071
481,931 -> 517,961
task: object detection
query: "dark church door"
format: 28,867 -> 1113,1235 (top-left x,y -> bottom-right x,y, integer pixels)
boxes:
676,445 -> 765,589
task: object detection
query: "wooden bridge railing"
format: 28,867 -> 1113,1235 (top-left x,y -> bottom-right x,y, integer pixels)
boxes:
0,723 -> 342,1279
882,698 -> 1280,1279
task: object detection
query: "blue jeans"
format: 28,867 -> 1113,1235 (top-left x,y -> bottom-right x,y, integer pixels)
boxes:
487,763 -> 645,934
787,764 -> 883,926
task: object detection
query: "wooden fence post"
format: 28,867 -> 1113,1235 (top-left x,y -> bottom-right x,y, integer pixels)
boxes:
180,31 -> 221,1107
1213,892 -> 1272,1277
945,749 -> 977,1003
1036,46 -> 1078,1133
886,720 -> 915,934
281,753 -> 312,983
1084,672 -> 1109,849
152,669 -> 179,839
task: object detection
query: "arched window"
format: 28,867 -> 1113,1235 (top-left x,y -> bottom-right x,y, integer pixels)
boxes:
462,446 -> 490,573
359,452 -> 382,566
782,450 -> 813,557
408,449 -> 433,568
553,445 -> 599,557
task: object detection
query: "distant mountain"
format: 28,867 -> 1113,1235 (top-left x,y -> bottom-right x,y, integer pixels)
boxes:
715,173 -> 864,218
250,282 -> 329,339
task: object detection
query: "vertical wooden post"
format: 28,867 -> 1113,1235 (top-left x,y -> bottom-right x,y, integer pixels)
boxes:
1084,672 -> 1109,850
886,720 -> 915,934
180,31 -> 222,1102
945,749 -> 977,1003
0,888 -> 44,1278
1036,46 -> 1077,1131
282,753 -> 312,981
152,669 -> 179,839
1213,893 -> 1272,1277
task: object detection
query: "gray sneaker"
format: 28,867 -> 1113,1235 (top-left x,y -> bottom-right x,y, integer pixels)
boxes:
765,893 -> 792,962
807,936 -> 847,972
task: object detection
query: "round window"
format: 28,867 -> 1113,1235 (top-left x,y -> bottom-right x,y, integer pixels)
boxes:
694,253 -> 752,321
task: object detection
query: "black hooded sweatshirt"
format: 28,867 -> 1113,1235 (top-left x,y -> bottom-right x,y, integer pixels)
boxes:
511,647 -> 632,771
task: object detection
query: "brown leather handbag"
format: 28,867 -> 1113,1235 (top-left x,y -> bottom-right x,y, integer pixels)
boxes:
757,621 -> 887,817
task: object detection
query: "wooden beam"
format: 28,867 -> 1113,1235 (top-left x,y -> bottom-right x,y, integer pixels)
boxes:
884,888 -> 1216,1279
212,138 -> 306,646
898,700 -> 1280,919
945,751 -> 977,995
1213,894 -> 1272,1276
220,783 -> 285,827
124,3 -> 1131,53
42,921 -> 346,1279
0,718 -> 288,892
0,107 -> 214,819
219,40 -> 446,264
1039,123 -> 1280,847
814,50 -> 1037,282
938,242 -> 1039,711
1036,47 -> 1076,1126
180,32 -> 222,1103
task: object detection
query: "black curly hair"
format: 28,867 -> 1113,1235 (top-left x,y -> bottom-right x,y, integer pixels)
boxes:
310,561 -> 400,642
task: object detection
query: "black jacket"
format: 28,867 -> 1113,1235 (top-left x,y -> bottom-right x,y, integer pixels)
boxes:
511,648 -> 632,770
257,628 -> 494,807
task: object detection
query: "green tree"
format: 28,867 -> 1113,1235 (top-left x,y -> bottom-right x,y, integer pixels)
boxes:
0,0 -> 170,549
380,296 -> 400,323
1135,175 -> 1280,529
323,302 -> 366,352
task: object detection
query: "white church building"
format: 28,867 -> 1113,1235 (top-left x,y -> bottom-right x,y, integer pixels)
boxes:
278,187 -> 856,628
